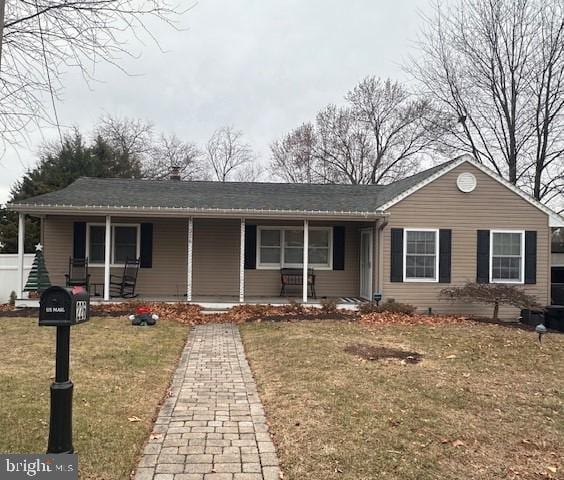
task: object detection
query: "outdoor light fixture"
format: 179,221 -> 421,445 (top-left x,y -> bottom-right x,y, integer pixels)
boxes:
535,323 -> 547,344
373,291 -> 382,306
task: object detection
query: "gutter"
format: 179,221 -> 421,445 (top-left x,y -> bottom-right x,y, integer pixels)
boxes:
7,203 -> 391,221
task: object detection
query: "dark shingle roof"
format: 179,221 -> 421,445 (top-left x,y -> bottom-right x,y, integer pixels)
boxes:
9,159 -> 459,214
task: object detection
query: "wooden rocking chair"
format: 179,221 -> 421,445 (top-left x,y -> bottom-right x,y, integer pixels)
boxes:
65,257 -> 90,292
110,258 -> 140,298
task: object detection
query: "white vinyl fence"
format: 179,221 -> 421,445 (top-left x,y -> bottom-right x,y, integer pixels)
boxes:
0,254 -> 34,303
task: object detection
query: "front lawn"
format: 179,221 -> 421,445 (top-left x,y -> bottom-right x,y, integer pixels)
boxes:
241,320 -> 564,480
0,316 -> 188,479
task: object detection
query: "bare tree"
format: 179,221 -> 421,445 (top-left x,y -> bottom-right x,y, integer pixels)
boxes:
271,123 -> 318,183
270,76 -> 440,184
95,115 -> 205,180
0,1 -> 187,149
232,162 -> 266,182
95,115 -> 154,162
346,77 -> 444,183
205,127 -> 253,182
409,0 -> 564,204
314,104 -> 375,184
147,134 -> 203,180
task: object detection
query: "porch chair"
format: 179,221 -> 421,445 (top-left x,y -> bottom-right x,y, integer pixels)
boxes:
110,258 -> 140,298
280,268 -> 316,298
65,257 -> 90,292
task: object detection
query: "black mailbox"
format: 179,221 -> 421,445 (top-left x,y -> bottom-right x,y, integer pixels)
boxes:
39,286 -> 90,327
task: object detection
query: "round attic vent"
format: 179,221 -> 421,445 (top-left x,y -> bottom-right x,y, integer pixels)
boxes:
456,172 -> 477,193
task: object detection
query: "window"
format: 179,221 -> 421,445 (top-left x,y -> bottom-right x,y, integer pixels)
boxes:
404,229 -> 438,281
490,230 -> 524,283
87,224 -> 140,265
259,229 -> 281,264
89,226 -> 106,263
552,228 -> 564,253
257,227 -> 332,269
284,230 -> 304,264
114,226 -> 138,263
309,229 -> 331,265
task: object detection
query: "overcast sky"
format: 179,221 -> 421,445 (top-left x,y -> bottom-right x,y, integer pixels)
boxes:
0,0 -> 430,203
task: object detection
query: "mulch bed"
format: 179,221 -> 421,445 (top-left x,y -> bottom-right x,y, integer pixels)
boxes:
0,301 -> 490,327
90,302 -> 356,325
344,343 -> 423,364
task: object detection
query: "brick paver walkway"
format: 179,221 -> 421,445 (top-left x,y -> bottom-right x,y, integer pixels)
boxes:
134,324 -> 281,480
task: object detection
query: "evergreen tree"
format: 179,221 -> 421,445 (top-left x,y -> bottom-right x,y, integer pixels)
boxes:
24,245 -> 51,293
1,130 -> 142,253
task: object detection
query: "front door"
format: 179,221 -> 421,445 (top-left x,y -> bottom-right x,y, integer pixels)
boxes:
360,229 -> 373,300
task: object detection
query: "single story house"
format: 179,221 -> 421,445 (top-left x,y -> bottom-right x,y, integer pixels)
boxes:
8,154 -> 564,318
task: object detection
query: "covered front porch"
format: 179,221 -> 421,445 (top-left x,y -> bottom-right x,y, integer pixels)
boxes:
14,213 -> 387,306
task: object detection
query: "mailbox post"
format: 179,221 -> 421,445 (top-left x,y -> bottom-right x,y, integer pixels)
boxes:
39,286 -> 90,454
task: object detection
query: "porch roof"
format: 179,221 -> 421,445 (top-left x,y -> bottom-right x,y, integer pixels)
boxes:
8,161 -> 455,217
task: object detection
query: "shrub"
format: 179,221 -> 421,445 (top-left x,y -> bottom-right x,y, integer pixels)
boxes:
358,298 -> 416,315
283,298 -> 305,314
320,298 -> 338,314
440,282 -> 540,321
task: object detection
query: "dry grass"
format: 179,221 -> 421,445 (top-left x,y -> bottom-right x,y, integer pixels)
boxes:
241,320 -> 564,480
0,316 -> 188,480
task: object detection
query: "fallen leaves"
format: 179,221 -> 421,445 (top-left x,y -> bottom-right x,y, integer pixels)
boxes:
88,301 -> 479,329
91,302 -> 355,325
360,312 -> 470,326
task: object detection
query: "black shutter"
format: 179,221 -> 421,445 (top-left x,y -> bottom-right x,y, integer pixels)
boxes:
244,225 -> 257,270
332,226 -> 345,271
390,228 -> 404,282
476,230 -> 490,283
140,223 -> 153,268
525,230 -> 537,284
73,222 -> 86,259
439,229 -> 452,283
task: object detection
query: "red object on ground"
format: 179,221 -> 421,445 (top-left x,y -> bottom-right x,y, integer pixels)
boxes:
135,306 -> 152,315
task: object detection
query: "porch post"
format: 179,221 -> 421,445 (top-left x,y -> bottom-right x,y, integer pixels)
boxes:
17,213 -> 25,298
103,215 -> 111,301
302,219 -> 309,303
187,217 -> 193,302
239,218 -> 245,303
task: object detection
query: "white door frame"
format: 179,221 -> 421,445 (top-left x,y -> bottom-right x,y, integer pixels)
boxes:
359,228 -> 373,300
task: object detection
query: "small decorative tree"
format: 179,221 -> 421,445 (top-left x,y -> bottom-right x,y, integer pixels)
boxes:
24,243 -> 52,296
440,282 -> 540,321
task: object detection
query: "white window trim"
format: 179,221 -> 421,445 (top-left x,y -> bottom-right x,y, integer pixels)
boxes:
403,228 -> 439,283
489,229 -> 525,284
256,226 -> 333,270
86,223 -> 141,267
